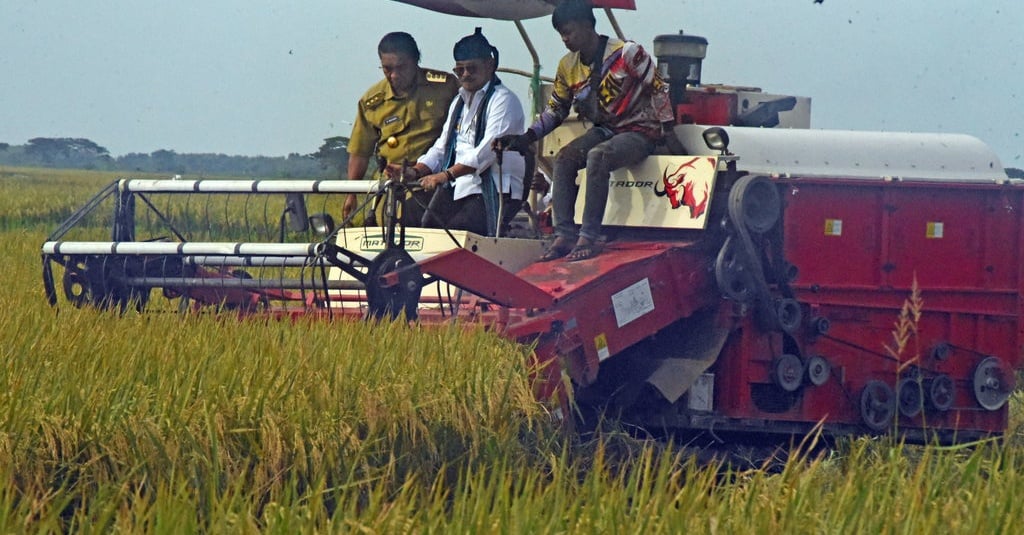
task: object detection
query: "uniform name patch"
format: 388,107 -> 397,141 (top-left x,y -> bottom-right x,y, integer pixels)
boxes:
383,115 -> 400,125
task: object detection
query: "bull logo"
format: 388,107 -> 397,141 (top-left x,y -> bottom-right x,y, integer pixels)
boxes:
654,157 -> 711,219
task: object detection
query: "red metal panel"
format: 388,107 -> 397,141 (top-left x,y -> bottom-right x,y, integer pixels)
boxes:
886,186 -> 989,288
774,177 -> 1024,434
516,241 -> 716,386
675,91 -> 737,126
783,181 -> 885,287
416,248 -> 555,309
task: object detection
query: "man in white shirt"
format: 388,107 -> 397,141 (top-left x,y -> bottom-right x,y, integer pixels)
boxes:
386,28 -> 526,236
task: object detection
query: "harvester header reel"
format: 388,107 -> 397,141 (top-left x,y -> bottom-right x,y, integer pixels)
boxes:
40,177 -> 426,319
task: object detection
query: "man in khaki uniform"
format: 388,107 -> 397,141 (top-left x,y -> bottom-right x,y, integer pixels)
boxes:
345,31 -> 459,225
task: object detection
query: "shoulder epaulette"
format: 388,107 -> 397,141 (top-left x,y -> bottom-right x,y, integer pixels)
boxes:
363,91 -> 385,109
424,70 -> 451,84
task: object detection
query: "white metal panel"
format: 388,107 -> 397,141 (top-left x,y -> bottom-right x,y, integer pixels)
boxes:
573,155 -> 720,229
674,125 -> 1008,182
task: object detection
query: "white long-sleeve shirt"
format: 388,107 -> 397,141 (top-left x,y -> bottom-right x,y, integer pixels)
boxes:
418,80 -> 526,201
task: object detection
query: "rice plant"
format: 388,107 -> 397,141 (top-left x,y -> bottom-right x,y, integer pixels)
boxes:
4,168 -> 1024,532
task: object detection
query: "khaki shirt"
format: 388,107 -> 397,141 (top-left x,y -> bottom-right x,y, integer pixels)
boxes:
347,68 -> 459,173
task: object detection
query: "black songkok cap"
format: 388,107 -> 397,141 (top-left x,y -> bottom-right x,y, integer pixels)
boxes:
453,27 -> 498,64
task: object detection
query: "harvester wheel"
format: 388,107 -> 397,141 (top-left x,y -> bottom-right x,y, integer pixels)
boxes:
772,353 -> 804,392
972,356 -> 1012,411
925,374 -> 954,412
806,355 -> 831,386
365,248 -> 422,321
774,298 -> 802,333
897,377 -> 924,418
860,380 -> 896,432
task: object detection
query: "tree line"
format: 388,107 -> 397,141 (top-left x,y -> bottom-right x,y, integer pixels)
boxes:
0,137 -> 350,179
1,136 -> 1018,179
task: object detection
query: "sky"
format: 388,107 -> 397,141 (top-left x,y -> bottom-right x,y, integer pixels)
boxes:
1,1 -> 1021,167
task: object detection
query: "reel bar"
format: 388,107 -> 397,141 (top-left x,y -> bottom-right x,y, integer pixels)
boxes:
118,179 -> 381,195
183,255 -> 330,267
120,276 -> 363,291
43,241 -> 324,257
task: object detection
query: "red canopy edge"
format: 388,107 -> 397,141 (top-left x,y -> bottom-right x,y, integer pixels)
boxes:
390,0 -> 635,21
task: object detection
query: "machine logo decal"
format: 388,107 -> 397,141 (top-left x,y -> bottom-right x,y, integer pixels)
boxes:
653,156 -> 714,218
357,234 -> 425,252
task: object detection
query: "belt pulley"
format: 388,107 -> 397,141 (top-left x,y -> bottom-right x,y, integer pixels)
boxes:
714,175 -> 801,333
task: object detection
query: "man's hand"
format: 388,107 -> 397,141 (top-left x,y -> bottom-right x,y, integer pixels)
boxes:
492,131 -> 537,154
384,163 -> 425,182
383,163 -> 403,180
418,172 -> 448,191
342,193 -> 358,220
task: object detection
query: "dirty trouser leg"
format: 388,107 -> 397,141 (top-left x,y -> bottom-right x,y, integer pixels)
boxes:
579,132 -> 654,242
551,128 -> 613,241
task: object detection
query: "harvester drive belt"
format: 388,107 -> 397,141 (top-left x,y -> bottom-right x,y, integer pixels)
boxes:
718,175 -> 801,333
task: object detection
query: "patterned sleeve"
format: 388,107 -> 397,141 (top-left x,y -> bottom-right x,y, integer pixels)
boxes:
622,41 -> 674,125
527,58 -> 574,139
621,41 -> 656,87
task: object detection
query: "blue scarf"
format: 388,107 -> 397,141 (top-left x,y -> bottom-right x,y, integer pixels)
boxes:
442,76 -> 502,236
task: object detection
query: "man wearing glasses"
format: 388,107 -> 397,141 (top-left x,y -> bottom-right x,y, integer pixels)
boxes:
345,32 -> 459,224
388,28 -> 526,237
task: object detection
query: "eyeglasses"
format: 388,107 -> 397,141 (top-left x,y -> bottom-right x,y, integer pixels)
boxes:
452,63 -> 482,77
379,63 -> 411,75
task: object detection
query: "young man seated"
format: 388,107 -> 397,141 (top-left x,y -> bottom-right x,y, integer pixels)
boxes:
495,0 -> 673,260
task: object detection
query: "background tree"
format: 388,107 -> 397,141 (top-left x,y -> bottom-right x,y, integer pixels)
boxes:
24,137 -> 109,166
311,136 -> 349,178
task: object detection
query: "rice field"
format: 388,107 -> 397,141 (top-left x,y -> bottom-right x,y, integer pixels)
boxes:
3,166 -> 1024,532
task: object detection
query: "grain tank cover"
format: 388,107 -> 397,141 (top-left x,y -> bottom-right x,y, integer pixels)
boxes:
674,125 -> 1008,182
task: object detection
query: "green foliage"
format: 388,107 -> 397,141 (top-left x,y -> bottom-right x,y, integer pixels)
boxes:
310,136 -> 350,179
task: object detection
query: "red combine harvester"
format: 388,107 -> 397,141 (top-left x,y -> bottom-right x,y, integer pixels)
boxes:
41,2 -> 1018,444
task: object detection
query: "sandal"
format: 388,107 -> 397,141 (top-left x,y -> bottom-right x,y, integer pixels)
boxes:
538,237 -> 574,262
566,240 -> 604,262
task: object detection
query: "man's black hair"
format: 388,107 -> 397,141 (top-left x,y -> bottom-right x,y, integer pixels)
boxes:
378,32 -> 421,63
552,0 -> 596,30
453,27 -> 499,66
